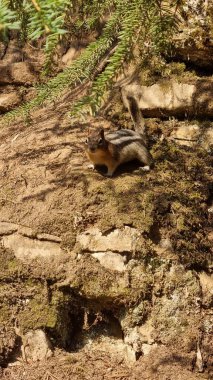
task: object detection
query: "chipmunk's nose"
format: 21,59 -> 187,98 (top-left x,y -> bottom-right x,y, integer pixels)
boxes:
89,147 -> 96,152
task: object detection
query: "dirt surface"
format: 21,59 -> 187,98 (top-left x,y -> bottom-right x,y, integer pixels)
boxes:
2,346 -> 210,380
0,98 -> 212,378
0,45 -> 212,379
0,3 -> 213,376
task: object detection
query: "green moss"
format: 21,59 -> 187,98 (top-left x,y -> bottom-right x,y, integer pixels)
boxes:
16,287 -> 74,347
68,257 -> 154,312
152,265 -> 201,348
7,259 -> 19,271
77,134 -> 212,270
87,176 -> 155,233
18,288 -> 65,332
19,298 -> 57,331
138,60 -> 198,86
145,137 -> 212,268
0,248 -> 24,280
71,269 -> 131,303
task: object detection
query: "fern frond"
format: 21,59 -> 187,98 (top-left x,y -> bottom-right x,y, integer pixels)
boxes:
43,33 -> 60,74
0,0 -> 20,40
70,0 -> 182,117
1,0 -> 184,123
2,8 -> 120,123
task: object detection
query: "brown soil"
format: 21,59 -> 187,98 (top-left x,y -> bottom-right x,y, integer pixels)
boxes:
0,64 -> 212,380
2,346 -> 209,380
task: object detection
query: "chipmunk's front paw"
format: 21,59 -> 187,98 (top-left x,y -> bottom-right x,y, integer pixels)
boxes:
105,169 -> 114,177
139,165 -> 150,172
87,164 -> 95,170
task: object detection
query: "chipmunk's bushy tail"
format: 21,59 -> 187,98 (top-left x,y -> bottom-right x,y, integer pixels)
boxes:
127,95 -> 148,145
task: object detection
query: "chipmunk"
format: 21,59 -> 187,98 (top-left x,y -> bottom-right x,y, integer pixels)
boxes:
84,127 -> 153,177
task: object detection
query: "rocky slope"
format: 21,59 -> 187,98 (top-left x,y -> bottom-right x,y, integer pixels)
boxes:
0,2 -> 212,380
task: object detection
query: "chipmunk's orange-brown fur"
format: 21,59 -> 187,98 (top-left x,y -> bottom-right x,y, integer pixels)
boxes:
84,127 -> 153,177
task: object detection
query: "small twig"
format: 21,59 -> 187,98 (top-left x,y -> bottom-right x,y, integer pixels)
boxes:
31,0 -> 40,11
45,371 -> 60,380
30,0 -> 50,34
21,174 -> 28,188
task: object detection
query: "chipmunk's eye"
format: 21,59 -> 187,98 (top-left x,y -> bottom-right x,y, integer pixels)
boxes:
98,138 -> 103,145
85,138 -> 88,144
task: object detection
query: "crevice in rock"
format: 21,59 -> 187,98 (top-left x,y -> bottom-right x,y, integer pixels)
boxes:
167,57 -> 213,77
206,182 -> 213,206
148,222 -> 161,245
68,308 -> 124,352
101,226 -> 116,236
0,42 -> 8,60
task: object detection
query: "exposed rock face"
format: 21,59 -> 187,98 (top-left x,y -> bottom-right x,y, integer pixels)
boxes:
77,226 -> 140,253
122,79 -> 213,118
174,37 -> 213,70
0,222 -> 18,235
18,329 -> 53,363
171,124 -> 200,146
173,0 -> 213,69
0,40 -> 43,114
199,272 -> 213,306
0,3 -> 212,378
0,62 -> 37,85
0,221 -> 63,262
91,251 -> 126,272
169,123 -> 213,152
2,233 -> 63,261
0,92 -> 21,112
0,102 -> 212,378
61,45 -> 84,66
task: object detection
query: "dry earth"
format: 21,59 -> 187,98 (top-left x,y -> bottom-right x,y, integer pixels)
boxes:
0,95 -> 212,379
0,4 -> 213,377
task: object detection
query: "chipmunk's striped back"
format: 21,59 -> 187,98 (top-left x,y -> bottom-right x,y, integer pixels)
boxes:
85,128 -> 153,177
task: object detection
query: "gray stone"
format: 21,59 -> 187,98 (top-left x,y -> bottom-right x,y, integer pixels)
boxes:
151,265 -> 201,346
0,92 -> 21,112
142,343 -> 158,356
199,272 -> 213,306
171,124 -> 213,149
92,251 -> 126,272
2,234 -> 63,261
138,319 -> 154,345
77,226 -> 140,253
171,124 -> 200,146
18,226 -> 36,238
122,79 -> 213,118
174,41 -> 213,70
62,46 -> 83,66
123,327 -> 158,360
124,344 -> 138,363
0,221 -> 18,235
159,237 -> 173,251
202,127 -> 213,151
124,327 -> 142,354
1,40 -> 23,64
173,0 -> 213,70
0,62 -> 37,85
208,205 -> 213,214
196,344 -> 204,373
37,233 -> 62,243
199,272 -> 213,294
22,329 -> 52,362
